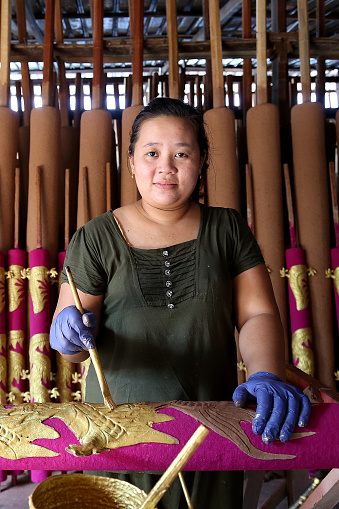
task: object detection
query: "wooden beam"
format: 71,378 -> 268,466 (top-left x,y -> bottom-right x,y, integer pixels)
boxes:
9,36 -> 339,64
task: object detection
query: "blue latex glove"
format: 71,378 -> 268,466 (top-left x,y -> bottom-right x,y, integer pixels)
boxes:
50,305 -> 97,356
232,371 -> 312,444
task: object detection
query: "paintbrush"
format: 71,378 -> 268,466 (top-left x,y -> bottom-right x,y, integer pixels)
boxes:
65,265 -> 116,410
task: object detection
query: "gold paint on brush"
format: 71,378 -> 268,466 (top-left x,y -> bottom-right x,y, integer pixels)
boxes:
65,266 -> 117,410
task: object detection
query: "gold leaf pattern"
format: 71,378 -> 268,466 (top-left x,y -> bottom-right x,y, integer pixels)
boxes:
7,330 -> 26,404
0,404 -> 59,459
56,353 -> 75,403
29,333 -> 51,403
29,266 -> 49,314
288,264 -> 309,310
151,401 -> 315,462
292,327 -> 315,376
332,267 -> 339,296
0,402 -> 176,459
7,265 -> 25,312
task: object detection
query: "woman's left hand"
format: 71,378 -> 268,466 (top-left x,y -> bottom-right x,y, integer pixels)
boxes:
232,371 -> 312,444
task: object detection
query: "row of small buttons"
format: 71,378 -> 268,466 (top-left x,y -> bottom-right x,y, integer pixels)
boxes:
163,250 -> 174,309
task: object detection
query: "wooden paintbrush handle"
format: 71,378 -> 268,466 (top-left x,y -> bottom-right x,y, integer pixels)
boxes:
140,424 -> 209,509
88,347 -> 112,400
66,266 -> 85,314
65,266 -> 116,410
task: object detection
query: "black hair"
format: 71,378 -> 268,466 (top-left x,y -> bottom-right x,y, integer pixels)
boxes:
128,97 -> 209,201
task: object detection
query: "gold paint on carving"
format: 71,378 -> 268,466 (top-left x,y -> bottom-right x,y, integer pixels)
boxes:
288,264 -> 309,311
0,267 -> 5,314
152,401 -> 315,462
49,268 -> 58,281
292,327 -> 314,376
332,267 -> 339,296
29,333 -> 51,403
29,266 -> 49,314
0,402 -> 176,459
7,330 -> 25,404
79,357 -> 91,401
0,333 -> 7,404
0,401 -> 316,463
280,267 -> 289,278
325,268 -> 334,279
7,265 -> 25,312
56,353 -> 76,403
72,390 -> 82,401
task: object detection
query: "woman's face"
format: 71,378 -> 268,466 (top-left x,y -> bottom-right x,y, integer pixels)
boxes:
129,115 -> 205,210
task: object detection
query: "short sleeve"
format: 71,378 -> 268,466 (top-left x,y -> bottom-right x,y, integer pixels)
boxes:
60,225 -> 107,295
227,209 -> 265,279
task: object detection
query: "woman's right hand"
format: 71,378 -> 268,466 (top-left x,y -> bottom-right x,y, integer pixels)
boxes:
50,305 -> 97,356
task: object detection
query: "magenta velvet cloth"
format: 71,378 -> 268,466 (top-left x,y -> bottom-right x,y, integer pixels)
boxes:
29,249 -> 51,346
331,247 -> 339,333
29,249 -> 51,389
0,251 -> 6,486
0,251 -> 6,394
0,402 -> 338,472
58,251 -> 66,274
28,248 -> 51,483
7,248 -> 27,394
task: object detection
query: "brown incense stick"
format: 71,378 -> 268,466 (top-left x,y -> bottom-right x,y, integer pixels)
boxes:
245,163 -> 254,235
14,164 -> 20,250
284,163 -> 298,249
64,168 -> 70,250
65,266 -> 116,410
106,162 -> 111,211
36,167 -> 42,250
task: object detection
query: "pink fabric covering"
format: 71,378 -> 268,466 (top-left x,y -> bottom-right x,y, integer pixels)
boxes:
58,251 -> 66,273
331,247 -> 339,332
30,470 -> 52,483
0,402 -> 338,472
7,248 -> 27,393
0,251 -> 6,393
28,249 -> 51,482
29,249 -> 51,342
28,248 -> 51,395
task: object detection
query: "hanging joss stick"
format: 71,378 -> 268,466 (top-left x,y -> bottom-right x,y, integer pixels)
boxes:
6,163 -> 25,483
28,166 -> 55,484
56,168 -> 76,403
6,166 -> 27,405
281,164 -> 314,376
28,166 -> 52,403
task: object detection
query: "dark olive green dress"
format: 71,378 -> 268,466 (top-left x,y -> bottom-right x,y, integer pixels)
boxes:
61,204 -> 264,509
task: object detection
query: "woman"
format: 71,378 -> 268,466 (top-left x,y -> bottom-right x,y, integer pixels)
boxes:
50,97 -> 311,508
